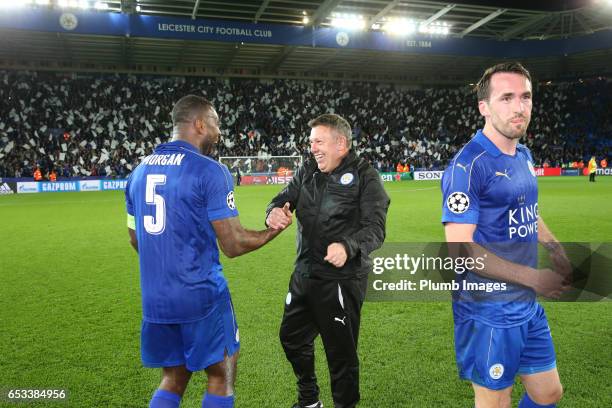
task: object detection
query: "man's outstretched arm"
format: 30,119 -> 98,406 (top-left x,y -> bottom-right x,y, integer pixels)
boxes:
213,215 -> 290,258
445,222 -> 568,298
265,162 -> 307,226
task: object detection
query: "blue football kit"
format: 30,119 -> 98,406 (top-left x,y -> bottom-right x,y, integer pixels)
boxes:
441,130 -> 556,390
125,140 -> 239,372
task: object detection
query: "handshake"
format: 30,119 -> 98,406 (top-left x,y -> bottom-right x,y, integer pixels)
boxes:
265,202 -> 348,268
266,202 -> 293,231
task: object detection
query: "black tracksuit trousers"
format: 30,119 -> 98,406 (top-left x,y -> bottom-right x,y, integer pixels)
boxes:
280,272 -> 368,408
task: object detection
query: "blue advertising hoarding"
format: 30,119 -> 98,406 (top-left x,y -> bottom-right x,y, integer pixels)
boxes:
562,169 -> 580,176
0,8 -> 611,58
13,179 -> 128,193
129,14 -> 312,46
101,179 -> 128,191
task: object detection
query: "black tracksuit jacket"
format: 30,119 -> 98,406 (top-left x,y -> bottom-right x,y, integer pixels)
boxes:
266,152 -> 390,280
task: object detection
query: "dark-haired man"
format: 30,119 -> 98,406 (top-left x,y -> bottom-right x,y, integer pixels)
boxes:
441,63 -> 571,408
126,95 -> 292,408
267,113 -> 390,408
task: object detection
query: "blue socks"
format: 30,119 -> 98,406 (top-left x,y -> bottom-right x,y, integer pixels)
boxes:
148,389 -> 234,408
149,389 -> 181,408
202,393 -> 235,408
519,393 -> 556,408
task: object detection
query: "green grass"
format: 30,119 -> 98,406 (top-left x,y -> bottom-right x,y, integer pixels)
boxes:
0,177 -> 611,407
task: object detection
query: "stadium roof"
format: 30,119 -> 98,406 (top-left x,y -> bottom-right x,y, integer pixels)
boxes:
1,0 -> 612,83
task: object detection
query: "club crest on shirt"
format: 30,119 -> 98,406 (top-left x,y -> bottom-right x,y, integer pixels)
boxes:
447,192 -> 470,214
527,161 -> 536,177
226,191 -> 236,210
340,173 -> 354,185
489,363 -> 504,380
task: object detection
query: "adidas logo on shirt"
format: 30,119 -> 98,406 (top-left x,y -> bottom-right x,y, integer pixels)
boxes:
0,183 -> 14,195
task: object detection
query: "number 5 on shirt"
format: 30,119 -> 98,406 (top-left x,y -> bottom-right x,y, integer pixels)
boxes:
144,174 -> 166,235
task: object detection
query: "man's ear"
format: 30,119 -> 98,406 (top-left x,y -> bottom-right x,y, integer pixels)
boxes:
337,136 -> 347,152
194,118 -> 205,133
478,99 -> 489,117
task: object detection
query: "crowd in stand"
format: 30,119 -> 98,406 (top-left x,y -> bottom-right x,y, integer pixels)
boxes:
0,70 -> 610,179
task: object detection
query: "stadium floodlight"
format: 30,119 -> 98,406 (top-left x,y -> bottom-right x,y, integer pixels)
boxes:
0,0 -> 31,8
419,21 -> 451,36
383,18 -> 417,36
94,1 -> 107,10
442,22 -> 450,35
331,13 -> 366,31
303,16 -> 309,24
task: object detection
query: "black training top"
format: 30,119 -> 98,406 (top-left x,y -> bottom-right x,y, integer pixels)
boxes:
267,152 -> 390,280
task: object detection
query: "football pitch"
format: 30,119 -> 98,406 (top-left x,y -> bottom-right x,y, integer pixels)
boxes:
0,177 -> 610,407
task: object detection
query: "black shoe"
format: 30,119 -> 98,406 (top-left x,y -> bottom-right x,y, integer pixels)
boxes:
291,402 -> 323,408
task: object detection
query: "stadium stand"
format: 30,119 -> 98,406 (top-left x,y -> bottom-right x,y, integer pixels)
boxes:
0,70 -> 610,179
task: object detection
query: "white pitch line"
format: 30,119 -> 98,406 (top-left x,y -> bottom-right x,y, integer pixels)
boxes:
0,198 -> 120,207
386,186 -> 439,193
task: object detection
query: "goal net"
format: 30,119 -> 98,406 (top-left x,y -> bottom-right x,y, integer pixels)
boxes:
218,155 -> 304,185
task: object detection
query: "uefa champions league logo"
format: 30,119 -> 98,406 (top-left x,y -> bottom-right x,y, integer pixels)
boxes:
59,13 -> 78,31
226,191 -> 236,210
336,32 -> 350,47
447,191 -> 470,214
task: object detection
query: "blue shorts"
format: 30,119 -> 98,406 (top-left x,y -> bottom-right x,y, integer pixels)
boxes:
454,303 -> 556,390
141,298 -> 240,372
